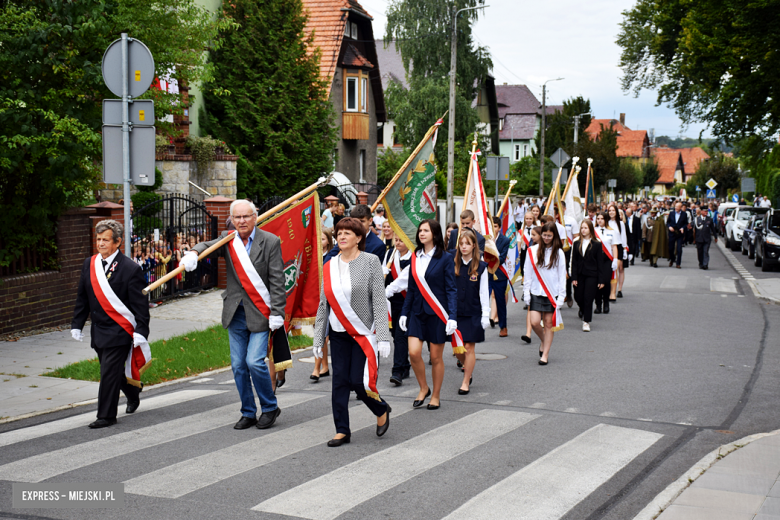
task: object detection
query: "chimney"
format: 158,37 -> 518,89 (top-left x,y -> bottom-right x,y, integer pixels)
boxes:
619,113 -> 626,126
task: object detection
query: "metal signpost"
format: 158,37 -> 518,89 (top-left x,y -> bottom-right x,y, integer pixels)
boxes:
486,156 -> 510,211
101,34 -> 155,255
608,179 -> 617,203
741,178 -> 756,194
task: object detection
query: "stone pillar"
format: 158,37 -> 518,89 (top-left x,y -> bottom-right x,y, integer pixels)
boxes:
204,196 -> 234,289
356,192 -> 368,205
86,202 -> 126,256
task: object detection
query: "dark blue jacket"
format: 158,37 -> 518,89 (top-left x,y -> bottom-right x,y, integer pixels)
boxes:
492,233 -> 510,281
448,227 -> 485,253
401,250 -> 458,319
324,230 -> 386,263
667,211 -> 688,234
456,259 -> 486,316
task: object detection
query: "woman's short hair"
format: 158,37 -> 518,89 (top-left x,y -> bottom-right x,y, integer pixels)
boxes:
334,217 -> 366,251
95,220 -> 123,243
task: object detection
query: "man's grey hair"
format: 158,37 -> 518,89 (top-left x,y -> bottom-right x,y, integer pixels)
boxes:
230,199 -> 257,218
95,220 -> 123,243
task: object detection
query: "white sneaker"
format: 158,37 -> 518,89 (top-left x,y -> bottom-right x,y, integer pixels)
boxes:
582,322 -> 590,332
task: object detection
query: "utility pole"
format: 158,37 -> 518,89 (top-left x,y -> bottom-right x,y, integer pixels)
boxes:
573,112 -> 590,144
446,3 -> 489,224
538,77 -> 563,196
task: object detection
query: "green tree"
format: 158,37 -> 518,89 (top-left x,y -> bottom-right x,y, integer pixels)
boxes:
202,0 -> 337,201
641,160 -> 661,188
571,125 -> 620,195
533,96 -> 592,158
617,0 -> 780,142
614,160 -> 643,194
0,0 -> 221,269
693,152 -> 741,194
377,147 -> 412,187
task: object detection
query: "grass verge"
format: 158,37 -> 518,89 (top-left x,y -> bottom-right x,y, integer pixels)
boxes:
43,326 -> 312,385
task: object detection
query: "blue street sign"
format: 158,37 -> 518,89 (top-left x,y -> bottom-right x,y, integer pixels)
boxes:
706,189 -> 716,198
732,194 -> 739,203
696,186 -> 701,192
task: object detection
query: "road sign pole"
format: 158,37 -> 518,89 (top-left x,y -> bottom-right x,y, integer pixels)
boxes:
121,33 -> 131,256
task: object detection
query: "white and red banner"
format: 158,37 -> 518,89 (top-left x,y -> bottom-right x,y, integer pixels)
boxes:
463,149 -> 500,273
323,258 -> 381,401
89,255 -> 151,387
411,253 -> 465,354
527,245 -> 563,332
227,233 -> 272,319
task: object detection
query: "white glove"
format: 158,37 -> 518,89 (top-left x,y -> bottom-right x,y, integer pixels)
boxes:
445,320 -> 458,336
313,344 -> 323,359
71,329 -> 83,342
182,251 -> 198,272
611,259 -> 618,271
629,254 -> 634,261
399,316 -> 407,332
524,294 -> 531,306
385,287 -> 394,299
132,332 -> 147,347
555,298 -> 565,308
481,317 -> 490,330
382,265 -> 390,276
378,341 -> 391,358
623,249 -> 628,260
269,315 -> 284,331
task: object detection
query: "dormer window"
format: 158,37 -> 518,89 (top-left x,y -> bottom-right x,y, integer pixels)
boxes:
344,69 -> 369,113
344,21 -> 358,39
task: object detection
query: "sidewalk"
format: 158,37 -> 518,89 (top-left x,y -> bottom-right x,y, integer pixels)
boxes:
0,290 -> 222,422
636,430 -> 780,520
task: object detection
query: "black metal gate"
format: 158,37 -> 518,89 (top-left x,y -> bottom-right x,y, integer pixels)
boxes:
131,194 -> 218,302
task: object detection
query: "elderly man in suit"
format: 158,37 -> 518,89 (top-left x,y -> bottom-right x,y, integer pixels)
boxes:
667,201 -> 688,268
323,204 -> 386,262
71,220 -> 150,428
182,200 -> 286,430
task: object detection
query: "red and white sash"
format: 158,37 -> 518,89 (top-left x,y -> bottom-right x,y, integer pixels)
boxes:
410,253 -> 465,354
527,245 -> 563,332
593,228 -> 617,282
226,233 -> 271,319
522,229 -> 532,249
89,255 -> 151,387
323,257 -> 381,401
390,251 -> 407,298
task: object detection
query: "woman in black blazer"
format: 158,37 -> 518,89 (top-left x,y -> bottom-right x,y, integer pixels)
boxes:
570,219 -> 611,331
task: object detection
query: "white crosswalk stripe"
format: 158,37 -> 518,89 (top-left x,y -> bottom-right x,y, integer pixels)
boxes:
0,389 -> 226,448
0,392 -> 320,483
442,424 -> 663,520
252,409 -> 539,520
125,403 -> 413,498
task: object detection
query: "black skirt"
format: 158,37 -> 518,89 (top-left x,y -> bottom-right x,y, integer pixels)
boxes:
457,314 -> 484,344
530,293 -> 554,313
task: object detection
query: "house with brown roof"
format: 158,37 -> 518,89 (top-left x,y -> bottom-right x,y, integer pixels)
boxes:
301,0 -> 386,183
650,148 -> 685,192
495,84 -> 562,163
585,115 -> 651,159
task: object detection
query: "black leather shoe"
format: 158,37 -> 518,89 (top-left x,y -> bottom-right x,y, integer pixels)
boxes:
594,307 -> 602,314
389,375 -> 402,386
521,335 -> 532,344
310,374 -> 320,382
234,416 -> 257,429
427,403 -> 440,410
617,291 -> 623,298
276,377 -> 286,389
603,304 -> 610,314
257,407 -> 281,429
327,434 -> 350,447
489,318 -> 495,328
458,388 -> 470,395
88,419 -> 116,429
538,360 -> 548,366
126,399 -> 140,414
413,388 -> 431,408
319,371 -> 330,378
578,310 -> 583,319
377,405 -> 392,437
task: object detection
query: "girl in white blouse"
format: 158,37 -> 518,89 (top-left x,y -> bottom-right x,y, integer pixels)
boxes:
522,222 -> 567,365
594,212 -> 619,314
607,204 -> 628,300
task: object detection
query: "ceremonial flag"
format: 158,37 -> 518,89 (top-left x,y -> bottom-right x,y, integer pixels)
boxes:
564,169 -> 584,225
380,117 -> 443,249
463,147 -> 500,272
258,192 -> 323,370
500,202 -> 520,303
585,159 -> 596,207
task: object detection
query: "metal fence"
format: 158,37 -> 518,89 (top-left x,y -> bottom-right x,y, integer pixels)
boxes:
326,182 -> 384,212
131,194 -> 218,302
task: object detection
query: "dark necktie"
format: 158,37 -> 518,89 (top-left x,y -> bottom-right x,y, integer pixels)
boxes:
102,259 -> 108,272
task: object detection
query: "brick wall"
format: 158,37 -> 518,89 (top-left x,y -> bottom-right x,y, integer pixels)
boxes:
0,208 -> 96,334
204,196 -> 233,290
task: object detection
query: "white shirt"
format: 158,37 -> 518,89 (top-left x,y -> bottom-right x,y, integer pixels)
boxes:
522,245 -> 567,304
595,227 -> 615,260
514,203 -> 526,224
328,257 -> 352,332
461,257 -> 491,318
385,250 -> 412,296
101,250 -> 119,272
761,199 -> 772,208
373,215 -> 387,229
387,247 -> 435,295
563,215 -> 578,242
608,220 -> 627,247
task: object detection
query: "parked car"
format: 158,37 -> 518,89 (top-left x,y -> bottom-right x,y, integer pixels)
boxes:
725,206 -> 770,251
741,215 -> 763,259
755,209 -> 780,272
717,203 -> 738,236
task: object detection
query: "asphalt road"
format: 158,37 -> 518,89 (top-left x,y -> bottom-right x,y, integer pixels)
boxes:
0,242 -> 778,520
726,233 -> 780,279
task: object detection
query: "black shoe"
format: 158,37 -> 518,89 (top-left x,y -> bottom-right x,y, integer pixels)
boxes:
88,418 -> 116,429
594,307 -> 602,314
631,260 -> 635,265
377,405 -> 392,437
458,388 -> 470,395
617,291 -> 623,298
234,416 -> 257,429
427,403 -> 440,410
276,377 -> 286,389
257,407 -> 281,429
703,266 -> 708,270
578,310 -> 583,319
603,304 -> 610,314
653,263 -> 658,268
400,371 -> 410,380
489,318 -> 495,329
538,360 -> 548,366
319,371 -> 330,378
389,375 -> 402,386
126,399 -> 140,414
327,434 -> 350,447
413,388 -> 431,408
310,374 -> 320,382
521,335 -> 531,344
539,349 -> 543,358
456,360 -> 463,369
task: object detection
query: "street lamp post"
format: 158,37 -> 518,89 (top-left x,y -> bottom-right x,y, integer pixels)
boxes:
538,77 -> 564,196
446,3 -> 489,225
573,112 -> 590,144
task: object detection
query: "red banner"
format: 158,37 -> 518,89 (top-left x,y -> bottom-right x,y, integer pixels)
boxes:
258,192 -> 323,327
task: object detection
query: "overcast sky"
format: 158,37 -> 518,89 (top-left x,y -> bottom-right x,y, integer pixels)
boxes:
360,0 -> 711,140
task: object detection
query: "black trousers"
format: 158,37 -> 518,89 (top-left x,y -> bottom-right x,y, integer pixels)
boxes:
669,233 -> 684,265
564,249 -> 572,300
390,301 -> 410,378
595,279 -> 611,308
574,275 -> 599,322
330,331 -> 388,435
95,343 -> 139,420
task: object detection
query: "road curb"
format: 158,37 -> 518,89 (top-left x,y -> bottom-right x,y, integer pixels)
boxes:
633,428 -> 780,520
715,240 -> 780,303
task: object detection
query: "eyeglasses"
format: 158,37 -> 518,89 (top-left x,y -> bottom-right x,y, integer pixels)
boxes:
233,214 -> 256,221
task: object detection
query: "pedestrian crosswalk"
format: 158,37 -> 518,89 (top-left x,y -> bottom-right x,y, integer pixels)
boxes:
0,388 -> 666,520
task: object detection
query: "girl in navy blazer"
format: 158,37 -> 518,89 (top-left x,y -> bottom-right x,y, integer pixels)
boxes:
400,219 -> 457,410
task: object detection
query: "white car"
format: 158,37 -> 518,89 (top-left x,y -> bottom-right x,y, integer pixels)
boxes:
726,206 -> 770,251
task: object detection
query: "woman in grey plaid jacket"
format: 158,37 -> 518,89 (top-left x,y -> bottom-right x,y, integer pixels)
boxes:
313,218 -> 392,447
